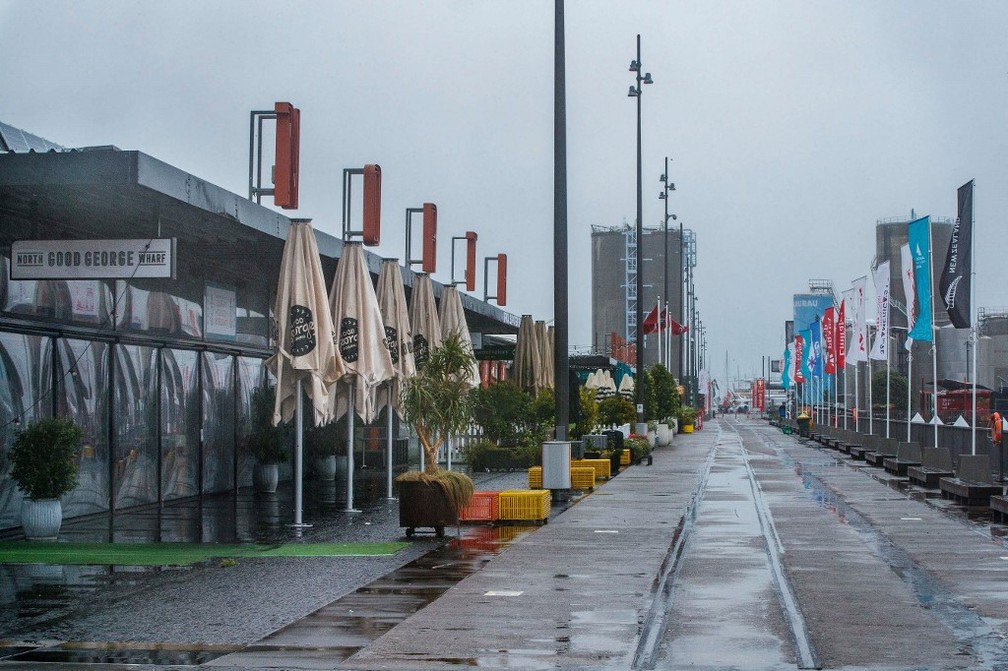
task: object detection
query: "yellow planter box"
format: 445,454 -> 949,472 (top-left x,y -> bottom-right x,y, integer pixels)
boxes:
620,449 -> 631,466
682,424 -> 694,433
574,458 -> 611,480
498,489 -> 551,523
527,466 -> 542,489
570,466 -> 595,490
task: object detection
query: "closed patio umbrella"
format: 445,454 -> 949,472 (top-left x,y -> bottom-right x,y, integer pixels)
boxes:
266,220 -> 343,526
374,259 -> 416,497
408,273 -> 442,368
438,286 -> 481,469
513,315 -> 541,395
328,242 -> 395,511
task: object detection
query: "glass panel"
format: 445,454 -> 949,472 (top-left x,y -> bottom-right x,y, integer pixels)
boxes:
236,357 -> 267,488
0,332 -> 50,530
114,281 -> 203,339
1,256 -> 113,327
161,349 -> 199,501
113,344 -> 158,509
58,338 -> 110,518
201,351 -> 234,495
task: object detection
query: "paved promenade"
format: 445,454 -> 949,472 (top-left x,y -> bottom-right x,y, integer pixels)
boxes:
3,417 -> 1008,670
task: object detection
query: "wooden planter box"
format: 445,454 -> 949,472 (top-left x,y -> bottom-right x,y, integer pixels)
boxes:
398,479 -> 459,538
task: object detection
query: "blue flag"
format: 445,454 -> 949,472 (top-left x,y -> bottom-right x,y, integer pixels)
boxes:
810,318 -> 823,377
908,216 -> 932,342
782,346 -> 791,391
799,329 -> 812,383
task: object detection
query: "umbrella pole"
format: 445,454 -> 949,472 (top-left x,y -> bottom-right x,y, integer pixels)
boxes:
345,382 -> 359,512
386,384 -> 395,499
292,379 -> 311,529
446,435 -> 453,471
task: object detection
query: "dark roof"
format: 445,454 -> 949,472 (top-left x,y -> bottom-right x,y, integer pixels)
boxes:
0,141 -> 519,335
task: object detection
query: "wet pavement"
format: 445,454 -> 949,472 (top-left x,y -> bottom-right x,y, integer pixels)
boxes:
2,420 -> 1008,670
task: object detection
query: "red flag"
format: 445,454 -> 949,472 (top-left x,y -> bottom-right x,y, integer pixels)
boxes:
642,305 -> 659,334
835,300 -> 846,369
822,307 -> 836,374
794,335 -> 805,383
668,314 -> 689,336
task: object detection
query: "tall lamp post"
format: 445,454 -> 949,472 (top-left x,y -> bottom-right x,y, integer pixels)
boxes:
659,157 -> 676,371
628,34 -> 653,431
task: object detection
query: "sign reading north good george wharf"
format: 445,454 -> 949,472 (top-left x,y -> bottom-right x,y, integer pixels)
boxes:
10,239 -> 177,280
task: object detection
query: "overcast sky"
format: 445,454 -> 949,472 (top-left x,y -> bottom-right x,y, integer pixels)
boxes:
3,1 -> 1007,386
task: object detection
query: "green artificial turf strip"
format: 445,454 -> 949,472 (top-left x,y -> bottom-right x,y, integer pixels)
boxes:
0,541 -> 409,566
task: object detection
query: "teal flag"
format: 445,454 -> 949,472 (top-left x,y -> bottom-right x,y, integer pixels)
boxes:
908,216 -> 932,342
782,346 -> 791,391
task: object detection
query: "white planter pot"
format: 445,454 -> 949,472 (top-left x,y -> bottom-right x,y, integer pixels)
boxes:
656,424 -> 672,446
314,455 -> 337,480
646,430 -> 657,448
21,498 -> 62,541
254,463 -> 279,493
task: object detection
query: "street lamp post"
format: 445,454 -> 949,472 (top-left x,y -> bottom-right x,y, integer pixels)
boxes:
628,34 -> 653,431
659,157 -> 676,371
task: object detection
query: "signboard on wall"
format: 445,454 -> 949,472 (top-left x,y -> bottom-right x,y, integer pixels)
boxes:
204,282 -> 237,339
10,239 -> 176,280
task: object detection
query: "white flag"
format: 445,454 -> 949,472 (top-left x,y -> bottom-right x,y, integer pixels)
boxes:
849,276 -> 869,363
900,243 -> 916,351
869,261 -> 891,361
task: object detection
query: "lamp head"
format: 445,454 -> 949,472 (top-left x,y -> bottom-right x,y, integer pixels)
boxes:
660,173 -> 666,182
627,86 -> 639,97
643,72 -> 653,84
659,192 -> 666,200
629,59 -> 641,72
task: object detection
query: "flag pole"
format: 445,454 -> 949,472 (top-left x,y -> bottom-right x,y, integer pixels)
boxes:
886,337 -> 891,439
929,218 -> 939,449
854,359 -> 859,432
867,355 -> 873,436
970,182 -> 978,455
907,346 -> 912,442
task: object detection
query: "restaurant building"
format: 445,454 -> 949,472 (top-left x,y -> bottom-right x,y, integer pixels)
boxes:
0,122 -> 518,531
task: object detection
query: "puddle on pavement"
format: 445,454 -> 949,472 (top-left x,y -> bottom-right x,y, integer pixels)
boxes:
239,524 -> 538,665
6,644 -> 236,665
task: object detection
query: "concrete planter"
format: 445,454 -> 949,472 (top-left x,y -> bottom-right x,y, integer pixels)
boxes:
314,455 -> 337,480
656,423 -> 672,446
254,463 -> 279,493
21,498 -> 62,540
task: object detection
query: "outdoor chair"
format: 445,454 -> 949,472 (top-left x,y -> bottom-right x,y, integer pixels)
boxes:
865,437 -> 900,467
908,447 -> 954,488
883,442 -> 922,477
939,454 -> 1005,506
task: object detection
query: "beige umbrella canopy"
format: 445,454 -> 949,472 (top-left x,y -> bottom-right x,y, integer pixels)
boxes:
408,273 -> 442,368
328,243 -> 395,424
438,286 -> 481,390
373,260 -> 417,419
513,314 -> 541,395
266,221 -> 343,426
618,373 -> 635,399
533,321 -> 555,392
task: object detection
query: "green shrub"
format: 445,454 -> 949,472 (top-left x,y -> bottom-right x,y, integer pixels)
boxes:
624,435 -> 651,463
572,388 -> 600,439
10,417 -> 82,500
469,381 -> 533,445
598,396 -> 635,428
677,405 -> 697,427
249,384 -> 289,464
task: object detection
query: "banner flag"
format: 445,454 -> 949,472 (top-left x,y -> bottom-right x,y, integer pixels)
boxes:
782,346 -> 791,391
799,330 -> 812,383
661,309 -> 689,335
642,304 -> 659,334
823,307 -> 836,374
810,318 -> 823,377
836,299 -> 846,369
900,243 -> 916,350
849,276 -> 869,363
794,334 -> 806,383
870,260 -> 891,361
939,180 -> 974,328
787,342 -> 797,387
908,216 -> 933,342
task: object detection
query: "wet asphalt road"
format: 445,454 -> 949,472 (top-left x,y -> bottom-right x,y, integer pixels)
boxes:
3,417 -> 1008,670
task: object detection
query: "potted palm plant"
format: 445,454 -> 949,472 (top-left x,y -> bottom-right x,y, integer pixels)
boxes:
249,384 -> 289,493
397,332 -> 475,538
10,416 -> 82,540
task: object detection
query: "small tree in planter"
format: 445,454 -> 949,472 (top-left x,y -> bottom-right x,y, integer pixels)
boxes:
10,416 -> 82,540
249,384 -> 289,493
305,420 -> 342,480
397,333 -> 475,537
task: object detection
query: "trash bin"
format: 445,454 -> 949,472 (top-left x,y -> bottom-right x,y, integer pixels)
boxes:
796,412 -> 811,438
